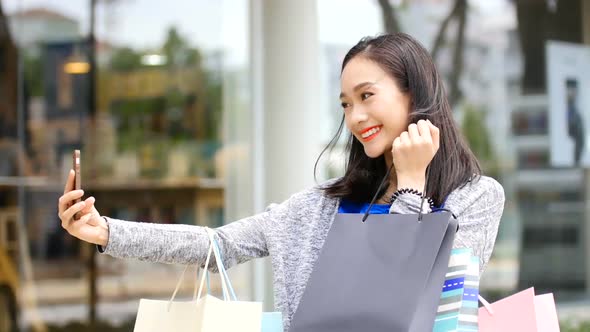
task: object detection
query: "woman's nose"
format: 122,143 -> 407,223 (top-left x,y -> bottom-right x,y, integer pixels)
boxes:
350,106 -> 369,123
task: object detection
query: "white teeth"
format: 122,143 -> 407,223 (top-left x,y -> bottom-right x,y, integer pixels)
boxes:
361,127 -> 380,139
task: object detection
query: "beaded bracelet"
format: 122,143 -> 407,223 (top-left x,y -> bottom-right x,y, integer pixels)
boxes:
390,188 -> 435,210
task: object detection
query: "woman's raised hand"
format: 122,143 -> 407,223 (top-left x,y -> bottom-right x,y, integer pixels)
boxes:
57,169 -> 109,247
391,119 -> 440,190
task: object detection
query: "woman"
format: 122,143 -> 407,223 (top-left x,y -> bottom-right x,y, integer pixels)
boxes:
58,33 -> 504,330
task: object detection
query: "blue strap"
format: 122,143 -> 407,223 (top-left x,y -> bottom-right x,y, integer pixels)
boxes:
211,235 -> 238,301
206,271 -> 211,294
201,240 -> 231,301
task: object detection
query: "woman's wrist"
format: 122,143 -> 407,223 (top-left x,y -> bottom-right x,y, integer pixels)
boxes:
396,173 -> 426,192
98,216 -> 109,247
393,172 -> 435,211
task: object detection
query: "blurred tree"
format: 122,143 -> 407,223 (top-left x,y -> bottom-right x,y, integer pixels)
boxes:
109,27 -> 203,71
431,0 -> 467,107
376,0 -> 401,33
106,26 -> 221,148
163,27 -> 184,67
109,47 -> 142,72
24,54 -> 43,97
461,104 -> 498,175
163,27 -> 202,68
185,48 -> 202,67
203,70 -> 222,140
377,0 -> 467,108
161,27 -> 219,141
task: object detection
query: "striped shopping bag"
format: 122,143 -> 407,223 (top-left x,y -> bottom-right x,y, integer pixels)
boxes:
433,248 -> 480,332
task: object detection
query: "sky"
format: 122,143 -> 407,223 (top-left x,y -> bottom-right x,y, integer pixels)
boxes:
2,0 -> 512,67
2,0 -> 510,47
2,0 -> 387,50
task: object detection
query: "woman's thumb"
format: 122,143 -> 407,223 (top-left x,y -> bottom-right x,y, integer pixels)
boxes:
82,196 -> 96,213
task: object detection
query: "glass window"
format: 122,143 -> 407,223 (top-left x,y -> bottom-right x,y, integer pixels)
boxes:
1,0 -> 245,329
517,150 -> 549,169
317,0 -> 590,326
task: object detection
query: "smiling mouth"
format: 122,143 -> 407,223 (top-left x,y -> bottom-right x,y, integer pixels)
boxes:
361,126 -> 382,141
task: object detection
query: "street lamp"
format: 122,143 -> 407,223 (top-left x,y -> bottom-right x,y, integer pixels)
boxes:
63,57 -> 90,75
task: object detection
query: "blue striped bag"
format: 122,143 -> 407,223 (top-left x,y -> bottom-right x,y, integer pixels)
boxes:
432,248 -> 480,332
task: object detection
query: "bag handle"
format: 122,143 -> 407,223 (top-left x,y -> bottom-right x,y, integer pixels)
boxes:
211,235 -> 238,301
196,228 -> 231,301
362,164 -> 431,222
200,229 -> 238,301
166,228 -> 232,311
362,163 -> 395,222
478,295 -> 494,315
362,164 -> 457,223
166,257 -> 208,311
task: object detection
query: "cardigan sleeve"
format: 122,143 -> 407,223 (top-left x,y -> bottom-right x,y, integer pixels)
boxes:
98,191 -> 298,272
389,176 -> 505,273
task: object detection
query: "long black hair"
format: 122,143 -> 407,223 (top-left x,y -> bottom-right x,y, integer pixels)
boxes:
316,33 -> 481,206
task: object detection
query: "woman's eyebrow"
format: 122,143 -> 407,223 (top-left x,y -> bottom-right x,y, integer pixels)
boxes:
339,81 -> 377,99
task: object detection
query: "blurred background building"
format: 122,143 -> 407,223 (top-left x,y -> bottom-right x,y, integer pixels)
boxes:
0,0 -> 590,331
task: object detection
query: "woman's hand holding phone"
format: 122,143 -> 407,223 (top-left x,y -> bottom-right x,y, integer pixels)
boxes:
58,169 -> 109,247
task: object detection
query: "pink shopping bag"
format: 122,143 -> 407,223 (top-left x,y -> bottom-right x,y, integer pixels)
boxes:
478,287 -> 560,332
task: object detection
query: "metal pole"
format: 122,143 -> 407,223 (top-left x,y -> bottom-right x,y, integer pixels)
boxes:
87,0 -> 98,325
12,2 -> 48,330
15,3 -> 28,330
249,0 -> 267,305
583,0 -> 590,296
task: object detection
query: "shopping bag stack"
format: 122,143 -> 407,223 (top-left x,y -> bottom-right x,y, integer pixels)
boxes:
479,287 -> 560,332
433,248 -> 480,332
133,227 -> 283,332
433,247 -> 561,332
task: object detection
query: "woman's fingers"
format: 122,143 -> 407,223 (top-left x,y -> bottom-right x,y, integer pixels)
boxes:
427,120 -> 440,149
400,131 -> 410,145
70,213 -> 93,230
392,120 -> 441,177
417,120 -> 432,144
61,201 -> 86,227
392,136 -> 402,152
59,169 -> 80,218
69,214 -> 88,228
80,196 -> 95,214
408,123 -> 420,142
75,196 -> 95,221
58,189 -> 84,216
58,171 -> 105,244
63,169 -> 75,195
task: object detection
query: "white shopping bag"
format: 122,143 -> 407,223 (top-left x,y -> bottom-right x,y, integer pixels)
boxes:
133,228 -> 262,332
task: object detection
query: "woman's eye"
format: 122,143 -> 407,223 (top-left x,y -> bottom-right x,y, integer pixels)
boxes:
361,92 -> 373,100
341,102 -> 350,109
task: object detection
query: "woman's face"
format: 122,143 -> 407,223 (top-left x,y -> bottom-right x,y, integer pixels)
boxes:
340,56 -> 411,158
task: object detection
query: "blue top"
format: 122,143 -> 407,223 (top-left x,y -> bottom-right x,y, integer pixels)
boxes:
338,198 -> 447,214
338,200 -> 391,214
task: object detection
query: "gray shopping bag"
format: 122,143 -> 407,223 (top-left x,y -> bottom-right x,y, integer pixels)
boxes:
289,211 -> 458,332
